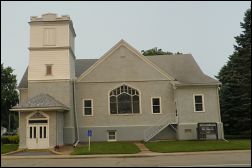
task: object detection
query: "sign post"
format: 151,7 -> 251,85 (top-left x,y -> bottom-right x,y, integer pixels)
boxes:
87,130 -> 92,151
88,136 -> 90,151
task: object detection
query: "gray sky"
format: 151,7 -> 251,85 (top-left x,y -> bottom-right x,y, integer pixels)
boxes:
1,1 -> 250,83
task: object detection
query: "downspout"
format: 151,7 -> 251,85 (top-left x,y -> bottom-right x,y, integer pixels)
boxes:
217,85 -> 228,142
17,89 -> 21,138
172,83 -> 179,140
173,84 -> 179,124
73,78 -> 80,147
56,111 -> 58,147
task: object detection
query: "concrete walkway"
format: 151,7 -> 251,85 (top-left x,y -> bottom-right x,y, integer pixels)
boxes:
53,145 -> 74,155
134,142 -> 152,154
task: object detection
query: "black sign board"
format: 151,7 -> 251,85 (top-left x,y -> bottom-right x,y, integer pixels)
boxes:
197,122 -> 218,140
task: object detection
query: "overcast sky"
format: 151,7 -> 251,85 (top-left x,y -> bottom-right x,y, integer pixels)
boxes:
1,1 -> 250,83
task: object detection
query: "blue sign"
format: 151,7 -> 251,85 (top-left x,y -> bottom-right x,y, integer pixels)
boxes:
87,130 -> 92,137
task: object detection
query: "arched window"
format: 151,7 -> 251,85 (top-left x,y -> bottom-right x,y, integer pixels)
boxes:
110,84 -> 140,114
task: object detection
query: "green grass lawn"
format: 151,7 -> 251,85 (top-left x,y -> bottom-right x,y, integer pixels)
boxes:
71,142 -> 140,155
145,139 -> 251,153
1,144 -> 19,154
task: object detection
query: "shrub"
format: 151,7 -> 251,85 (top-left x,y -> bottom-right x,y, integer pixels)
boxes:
1,135 -> 19,144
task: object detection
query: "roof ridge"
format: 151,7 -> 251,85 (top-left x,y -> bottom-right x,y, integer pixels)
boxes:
145,54 -> 192,57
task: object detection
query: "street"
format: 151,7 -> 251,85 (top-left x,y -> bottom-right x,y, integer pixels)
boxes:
1,150 -> 251,167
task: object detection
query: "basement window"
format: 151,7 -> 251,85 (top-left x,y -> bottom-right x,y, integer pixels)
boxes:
108,130 -> 116,141
185,129 -> 192,133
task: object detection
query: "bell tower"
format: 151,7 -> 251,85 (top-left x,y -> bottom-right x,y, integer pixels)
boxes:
27,13 -> 77,144
28,13 -> 76,81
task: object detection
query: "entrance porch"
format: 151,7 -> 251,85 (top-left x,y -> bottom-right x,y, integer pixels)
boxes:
10,94 -> 68,149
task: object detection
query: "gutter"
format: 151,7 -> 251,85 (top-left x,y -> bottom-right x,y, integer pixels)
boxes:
72,78 -> 80,147
175,83 -> 221,87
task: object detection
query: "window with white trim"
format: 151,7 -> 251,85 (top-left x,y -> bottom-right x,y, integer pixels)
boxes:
152,98 -> 161,114
83,99 -> 93,116
109,84 -> 140,114
108,130 -> 116,141
194,95 -> 204,112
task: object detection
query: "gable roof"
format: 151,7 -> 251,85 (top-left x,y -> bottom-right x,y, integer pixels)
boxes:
76,39 -> 175,82
10,93 -> 69,111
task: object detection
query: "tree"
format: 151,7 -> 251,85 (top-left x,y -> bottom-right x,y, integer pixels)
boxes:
1,63 -> 19,131
141,47 -> 182,56
216,8 -> 251,137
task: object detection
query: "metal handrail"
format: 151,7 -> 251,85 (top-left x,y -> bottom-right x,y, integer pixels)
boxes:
144,112 -> 177,142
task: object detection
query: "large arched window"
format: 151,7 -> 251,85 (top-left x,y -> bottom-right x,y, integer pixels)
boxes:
110,84 -> 140,114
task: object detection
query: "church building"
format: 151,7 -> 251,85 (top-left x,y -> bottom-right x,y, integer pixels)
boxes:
11,13 -> 224,149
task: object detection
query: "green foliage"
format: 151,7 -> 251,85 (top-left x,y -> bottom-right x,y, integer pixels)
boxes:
216,8 -> 251,137
71,142 -> 140,155
1,135 -> 19,144
1,64 -> 19,131
1,144 -> 19,154
145,140 -> 251,153
141,47 -> 182,56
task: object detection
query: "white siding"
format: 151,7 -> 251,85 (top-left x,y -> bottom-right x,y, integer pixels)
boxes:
30,24 -> 69,48
28,50 -> 70,80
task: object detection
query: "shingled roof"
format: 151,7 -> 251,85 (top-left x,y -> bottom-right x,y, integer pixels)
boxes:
146,54 -> 220,85
75,59 -> 98,77
18,54 -> 219,88
11,93 -> 69,111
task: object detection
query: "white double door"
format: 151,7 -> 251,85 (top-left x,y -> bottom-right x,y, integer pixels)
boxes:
27,124 -> 49,149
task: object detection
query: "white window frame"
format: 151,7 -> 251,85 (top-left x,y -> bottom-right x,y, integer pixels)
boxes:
83,99 -> 93,116
193,94 -> 205,112
151,97 -> 162,114
107,130 -> 117,141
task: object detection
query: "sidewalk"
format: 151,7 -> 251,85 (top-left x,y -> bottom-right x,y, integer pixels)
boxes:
2,150 -> 250,159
